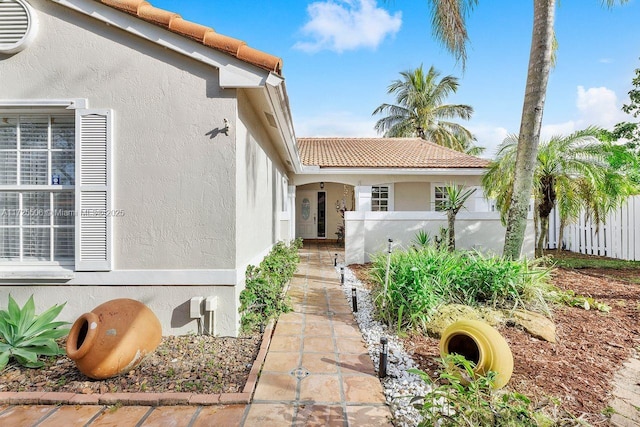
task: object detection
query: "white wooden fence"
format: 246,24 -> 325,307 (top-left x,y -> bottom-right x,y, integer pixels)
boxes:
547,196 -> 640,261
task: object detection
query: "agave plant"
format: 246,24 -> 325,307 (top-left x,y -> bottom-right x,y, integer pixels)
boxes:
0,295 -> 69,370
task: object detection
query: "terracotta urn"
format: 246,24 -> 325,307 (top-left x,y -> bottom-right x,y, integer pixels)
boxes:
66,298 -> 162,379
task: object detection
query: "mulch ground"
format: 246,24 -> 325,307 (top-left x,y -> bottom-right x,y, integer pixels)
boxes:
352,262 -> 640,424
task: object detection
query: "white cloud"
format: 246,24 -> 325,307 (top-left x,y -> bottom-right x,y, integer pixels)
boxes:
467,124 -> 510,159
575,86 -> 625,127
541,85 -> 630,139
540,121 -> 578,140
294,0 -> 402,53
295,111 -> 378,136
599,58 -> 613,64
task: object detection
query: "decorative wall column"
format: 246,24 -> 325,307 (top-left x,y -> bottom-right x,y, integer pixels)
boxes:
288,185 -> 296,240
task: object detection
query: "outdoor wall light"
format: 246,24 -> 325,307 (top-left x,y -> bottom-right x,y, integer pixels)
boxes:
222,118 -> 230,136
320,182 -> 324,189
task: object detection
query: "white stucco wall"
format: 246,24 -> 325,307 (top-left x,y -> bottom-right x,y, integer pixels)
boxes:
3,283 -> 241,337
0,0 -> 291,336
1,0 -> 237,270
293,173 -> 484,188
345,211 -> 535,264
235,90 -> 289,267
394,182 -> 430,211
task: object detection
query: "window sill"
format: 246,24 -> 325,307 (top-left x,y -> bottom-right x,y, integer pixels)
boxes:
0,267 -> 75,280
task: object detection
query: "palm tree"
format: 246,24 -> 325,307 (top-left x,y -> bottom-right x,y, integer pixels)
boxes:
482,127 -> 636,257
425,0 -> 629,259
372,65 -> 480,153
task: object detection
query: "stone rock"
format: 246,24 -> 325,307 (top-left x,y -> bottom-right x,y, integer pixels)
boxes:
510,310 -> 556,343
426,304 -> 504,338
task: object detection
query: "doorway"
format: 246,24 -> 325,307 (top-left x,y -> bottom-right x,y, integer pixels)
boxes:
296,190 -> 326,239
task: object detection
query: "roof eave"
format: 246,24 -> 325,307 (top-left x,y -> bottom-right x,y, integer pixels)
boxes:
265,79 -> 302,174
50,0 -> 273,89
299,166 -> 487,175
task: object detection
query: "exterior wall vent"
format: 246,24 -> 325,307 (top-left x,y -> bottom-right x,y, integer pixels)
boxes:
0,0 -> 37,54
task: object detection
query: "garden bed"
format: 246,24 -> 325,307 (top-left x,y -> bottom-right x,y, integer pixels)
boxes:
353,259 -> 640,424
0,333 -> 262,395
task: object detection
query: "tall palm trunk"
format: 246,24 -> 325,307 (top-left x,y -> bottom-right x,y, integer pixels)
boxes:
503,0 -> 555,259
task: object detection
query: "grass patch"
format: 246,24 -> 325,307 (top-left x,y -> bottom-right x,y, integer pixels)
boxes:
549,256 -> 640,270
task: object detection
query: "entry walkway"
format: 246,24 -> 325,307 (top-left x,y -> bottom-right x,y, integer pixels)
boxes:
243,241 -> 392,425
0,242 -> 392,426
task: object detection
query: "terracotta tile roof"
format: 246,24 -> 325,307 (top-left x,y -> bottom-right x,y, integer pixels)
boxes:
297,137 -> 489,169
96,0 -> 283,74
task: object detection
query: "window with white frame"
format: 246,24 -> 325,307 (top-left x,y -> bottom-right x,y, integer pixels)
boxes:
0,107 -> 112,271
371,185 -> 390,211
433,185 -> 448,211
0,114 -> 75,263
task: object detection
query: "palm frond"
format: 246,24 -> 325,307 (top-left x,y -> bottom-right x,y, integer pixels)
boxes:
427,0 -> 478,69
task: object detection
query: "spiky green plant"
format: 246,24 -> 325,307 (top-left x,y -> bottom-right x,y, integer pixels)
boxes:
412,230 -> 432,248
409,355 -> 542,426
370,246 -> 552,331
0,295 -> 69,370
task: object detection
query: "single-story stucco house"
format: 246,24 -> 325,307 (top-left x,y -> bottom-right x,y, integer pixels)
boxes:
0,0 -> 533,336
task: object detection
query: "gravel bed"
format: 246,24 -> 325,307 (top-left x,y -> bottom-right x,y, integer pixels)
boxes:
0,333 -> 262,395
337,263 -> 430,427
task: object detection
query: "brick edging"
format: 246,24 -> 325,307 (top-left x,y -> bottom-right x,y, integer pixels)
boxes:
0,319 -> 276,407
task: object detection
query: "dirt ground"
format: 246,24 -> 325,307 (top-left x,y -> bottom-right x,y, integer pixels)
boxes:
352,257 -> 640,425
0,333 -> 262,395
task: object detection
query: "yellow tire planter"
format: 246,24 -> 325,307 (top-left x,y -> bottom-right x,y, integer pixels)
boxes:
440,319 -> 514,389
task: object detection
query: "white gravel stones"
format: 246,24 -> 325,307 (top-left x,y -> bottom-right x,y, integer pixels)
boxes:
337,264 -> 430,427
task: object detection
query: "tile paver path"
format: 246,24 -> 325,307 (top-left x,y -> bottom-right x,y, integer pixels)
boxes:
246,241 -> 392,426
0,242 -> 392,426
610,356 -> 640,427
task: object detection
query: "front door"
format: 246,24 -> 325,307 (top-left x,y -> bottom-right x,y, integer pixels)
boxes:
296,190 -> 326,239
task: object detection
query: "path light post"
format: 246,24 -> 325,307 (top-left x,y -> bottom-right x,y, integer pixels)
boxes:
340,266 -> 344,285
351,286 -> 358,312
379,337 -> 388,378
334,253 -> 338,267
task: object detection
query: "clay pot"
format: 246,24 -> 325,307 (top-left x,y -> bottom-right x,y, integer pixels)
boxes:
66,298 -> 162,379
440,319 -> 513,389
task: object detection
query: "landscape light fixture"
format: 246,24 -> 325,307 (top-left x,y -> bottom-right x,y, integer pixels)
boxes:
379,337 -> 388,378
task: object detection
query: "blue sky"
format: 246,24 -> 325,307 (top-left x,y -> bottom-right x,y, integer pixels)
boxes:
153,0 -> 639,158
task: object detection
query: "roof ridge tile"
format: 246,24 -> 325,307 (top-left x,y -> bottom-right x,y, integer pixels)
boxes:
101,0 -> 147,14
136,4 -> 180,28
167,17 -> 212,42
94,0 -> 282,74
203,32 -> 246,56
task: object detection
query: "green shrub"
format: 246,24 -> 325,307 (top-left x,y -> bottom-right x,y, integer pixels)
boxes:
409,355 -> 544,426
370,246 -> 552,332
239,238 -> 302,333
0,295 -> 69,370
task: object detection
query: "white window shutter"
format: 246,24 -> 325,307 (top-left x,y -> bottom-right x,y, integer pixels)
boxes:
75,109 -> 112,271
